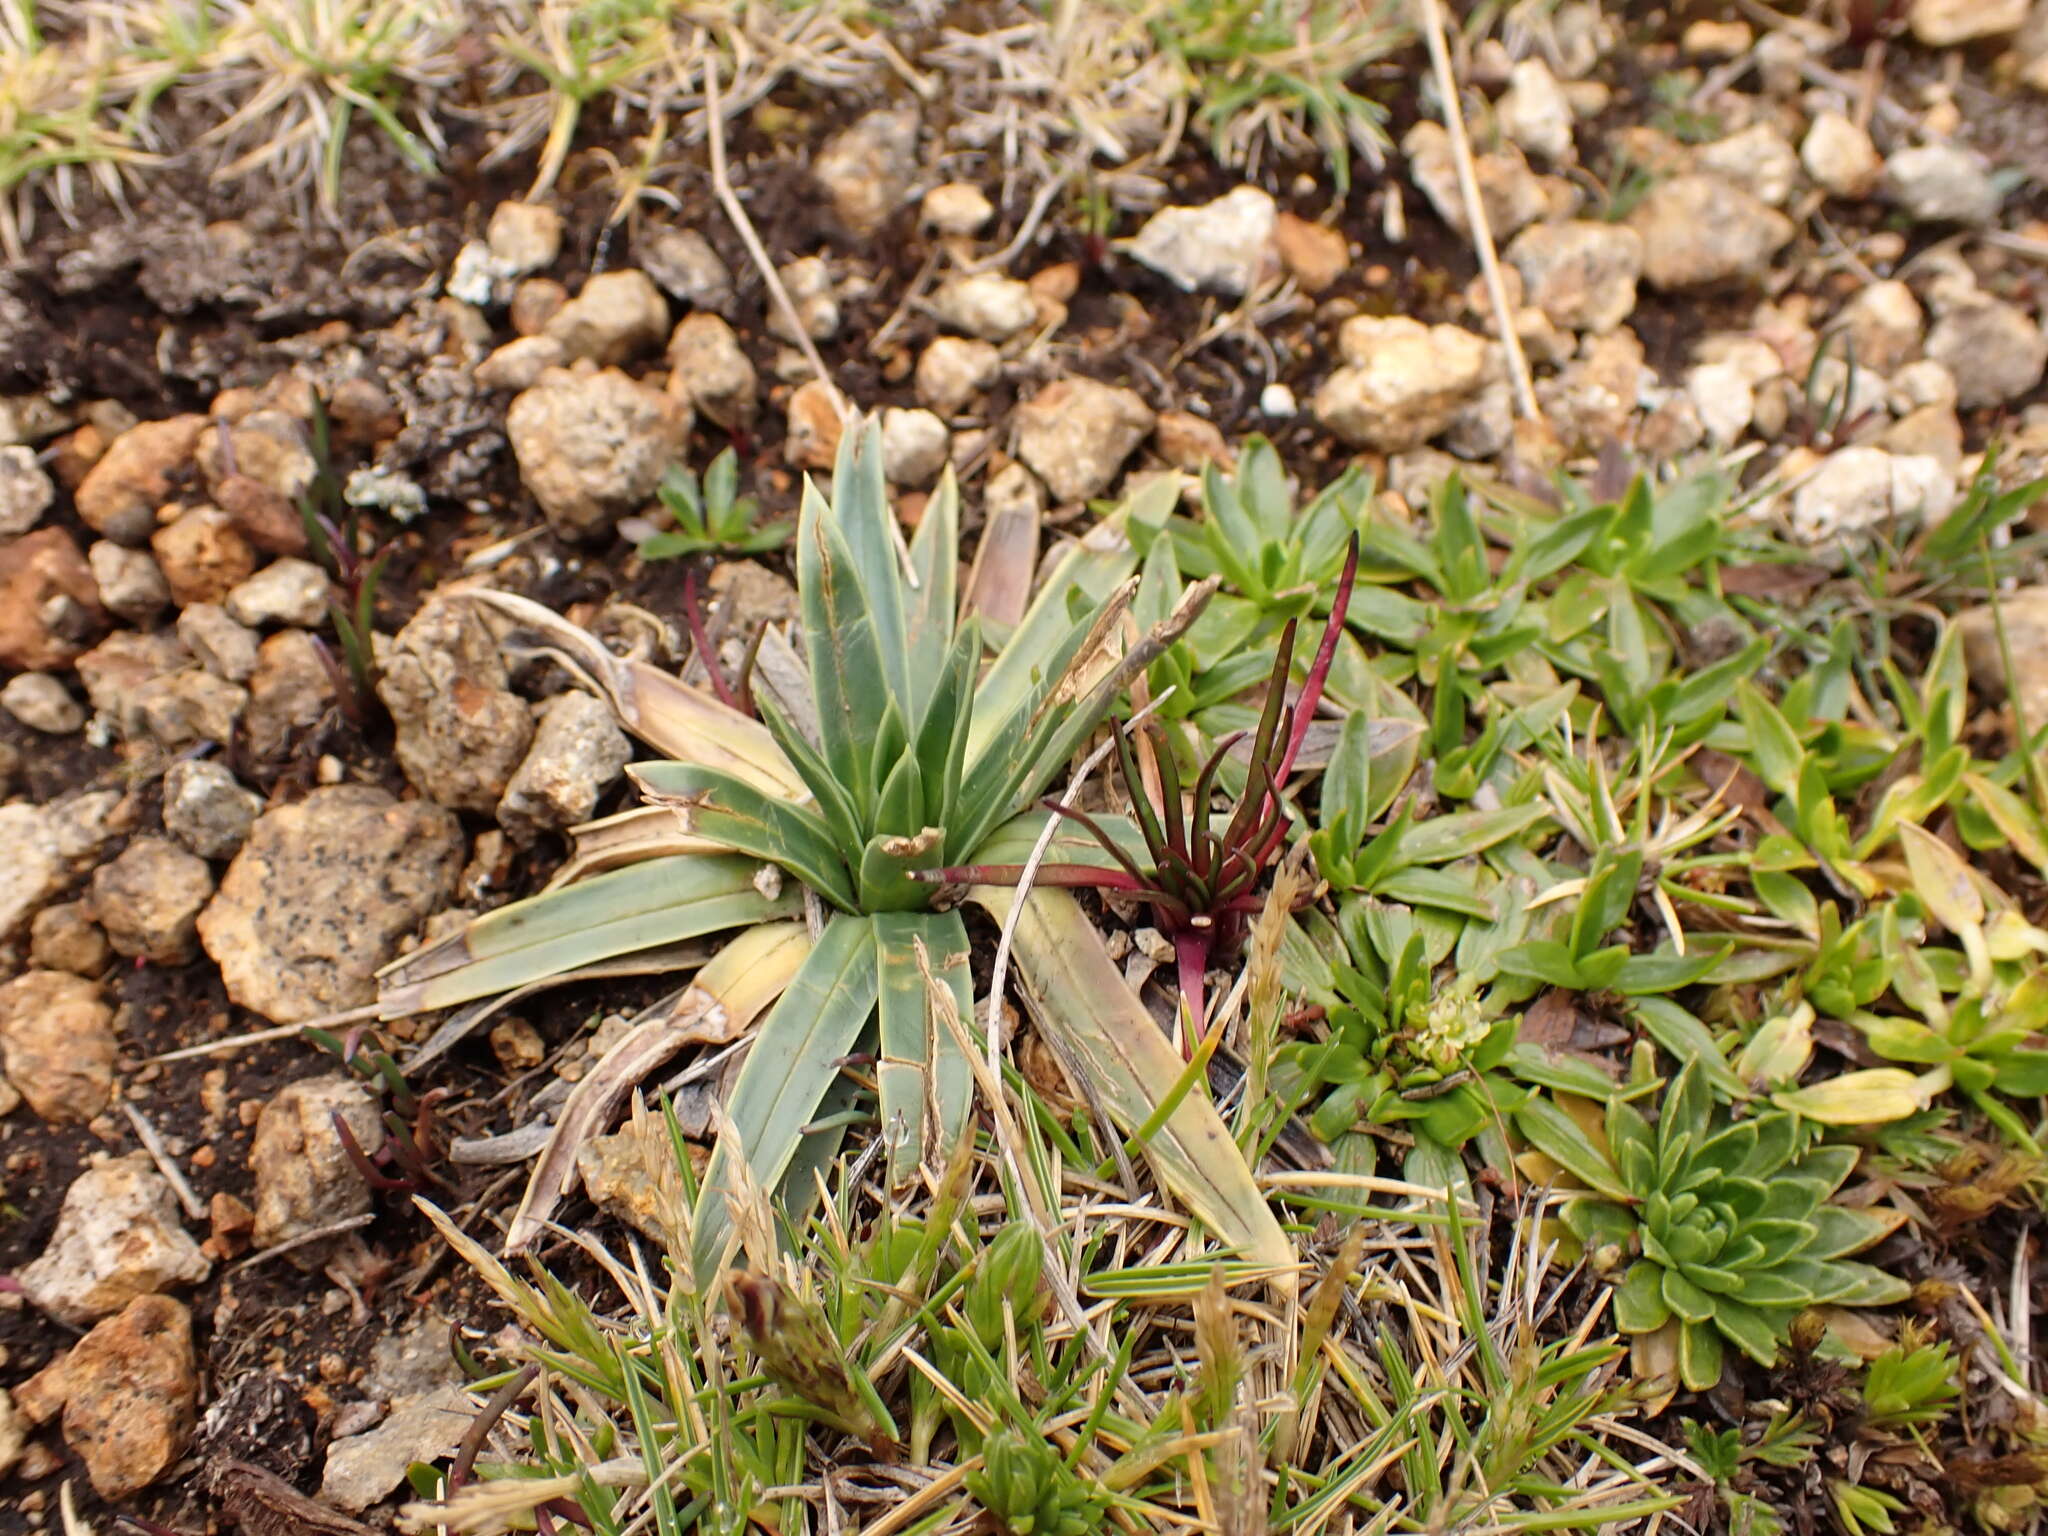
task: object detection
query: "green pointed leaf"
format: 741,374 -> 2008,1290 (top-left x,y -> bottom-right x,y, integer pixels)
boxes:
1630,999 -> 1747,1102
874,910 -> 974,1189
1515,1095 -> 1628,1200
693,914 -> 881,1283
632,762 -> 857,911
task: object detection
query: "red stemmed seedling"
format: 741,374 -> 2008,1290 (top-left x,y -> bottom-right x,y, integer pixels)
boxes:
925,538 -> 1358,1049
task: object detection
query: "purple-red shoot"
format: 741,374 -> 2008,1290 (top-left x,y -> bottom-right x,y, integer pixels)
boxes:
926,536 -> 1359,1050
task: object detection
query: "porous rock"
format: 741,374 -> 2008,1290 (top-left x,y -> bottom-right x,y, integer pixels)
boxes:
249,1074 -> 383,1257
0,968 -> 116,1123
19,1154 -> 210,1326
377,598 -> 534,813
1013,378 -> 1155,503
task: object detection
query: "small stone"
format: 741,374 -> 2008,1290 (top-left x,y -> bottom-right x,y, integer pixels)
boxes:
446,241 -> 498,307
1259,382 -> 1298,417
916,337 -> 1002,414
474,335 -> 566,392
577,1115 -> 681,1245
1154,411 -> 1232,471
1802,112 -> 1883,199
1,672 -> 83,733
666,314 -> 758,431
203,1191 -> 254,1260
198,785 -> 464,1022
215,474 -> 309,558
1885,144 -> 2000,225
1891,359 -> 1959,412
1126,186 -> 1279,297
1505,220 -> 1644,333
784,379 -> 845,471
1013,378 -> 1156,502
1403,122 -> 1549,240
932,272 -> 1039,341
249,1074 -> 384,1257
1789,446 -> 1952,543
74,628 -> 188,736
1499,58 -> 1575,162
1444,379 -> 1514,460
87,540 -> 171,622
1910,0 -> 2026,45
33,1295 -> 198,1498
176,601 -> 260,682
922,182 -> 994,236
0,444 -> 53,534
0,969 -> 115,1123
638,228 -> 735,314
1697,123 -> 1799,207
490,1017 -> 545,1072
486,201 -> 562,276
225,557 -> 330,628
507,368 -> 692,542
1687,361 -> 1755,443
0,803 -> 57,939
1884,404 -> 1964,472
1926,296 -> 2047,408
1273,213 -> 1347,294
0,527 -> 105,671
813,107 -> 919,235
879,407 -> 950,487
162,759 -> 264,860
90,837 -> 214,965
510,277 -> 568,335
0,1388 -> 21,1478
1314,316 -> 1490,451
496,691 -> 632,842
75,415 -> 208,545
152,506 -> 256,606
1682,18 -> 1753,54
1833,280 -> 1925,375
243,630 -> 335,765
137,668 -> 247,750
771,255 -> 839,342
1629,175 -> 1794,290
322,1383 -> 474,1512
19,1155 -> 210,1326
544,270 -> 669,365
30,902 -> 110,976
196,412 -> 316,502
378,599 -> 535,813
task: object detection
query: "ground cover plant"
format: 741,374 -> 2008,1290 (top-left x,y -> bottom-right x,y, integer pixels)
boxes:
11,3 -> 2048,1533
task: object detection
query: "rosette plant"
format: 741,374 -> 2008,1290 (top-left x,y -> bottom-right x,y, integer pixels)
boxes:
375,425 -> 1288,1282
1523,1061 -> 1909,1390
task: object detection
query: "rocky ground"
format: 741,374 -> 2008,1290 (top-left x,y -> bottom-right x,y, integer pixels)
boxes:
8,1 -> 2048,1530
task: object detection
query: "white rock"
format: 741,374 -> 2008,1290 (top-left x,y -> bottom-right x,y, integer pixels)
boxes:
19,1154 -> 210,1327
1927,297 -> 2048,408
1630,175 -> 1794,289
1687,362 -> 1755,444
544,270 -> 669,365
445,240 -> 498,307
1790,446 -> 1952,543
225,558 -> 330,628
1885,145 -> 1999,224
639,228 -> 734,314
88,541 -> 170,623
1910,0 -> 2027,45
1801,112 -> 1882,199
1697,124 -> 1798,207
1833,280 -> 1924,375
813,107 -> 919,235
507,367 -> 692,542
0,802 -> 63,939
486,201 -> 563,276
922,182 -> 995,236
496,691 -> 631,842
665,313 -> 758,431
1,672 -> 83,733
1124,186 -> 1278,295
0,445 -> 53,535
1891,359 -> 1959,412
772,255 -> 840,343
915,337 -> 1003,414
1012,378 -> 1156,503
176,602 -> 259,683
1260,382 -> 1298,417
162,758 -> 264,861
1313,316 -> 1490,451
474,335 -> 567,392
879,407 -> 950,487
1499,59 -> 1575,162
1504,220 -> 1643,333
931,273 -> 1038,342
